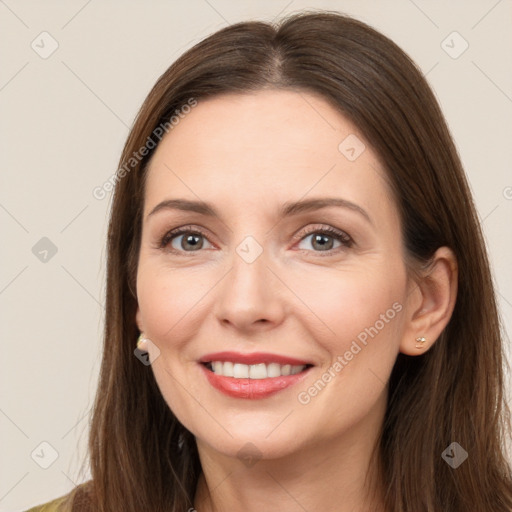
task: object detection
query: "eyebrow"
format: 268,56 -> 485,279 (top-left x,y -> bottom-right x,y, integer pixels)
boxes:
147,197 -> 372,224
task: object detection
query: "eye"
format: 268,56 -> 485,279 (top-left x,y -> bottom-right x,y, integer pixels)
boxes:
159,226 -> 213,253
295,225 -> 353,256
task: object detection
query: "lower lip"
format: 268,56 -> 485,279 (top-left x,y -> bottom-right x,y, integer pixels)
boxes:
199,363 -> 312,399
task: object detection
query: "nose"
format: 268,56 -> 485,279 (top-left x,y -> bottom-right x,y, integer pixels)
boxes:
213,244 -> 287,334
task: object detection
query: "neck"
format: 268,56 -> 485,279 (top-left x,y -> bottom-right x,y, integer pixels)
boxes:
193,391 -> 388,512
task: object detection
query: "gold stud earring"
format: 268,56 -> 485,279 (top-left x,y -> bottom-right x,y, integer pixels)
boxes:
415,336 -> 427,349
137,332 -> 149,350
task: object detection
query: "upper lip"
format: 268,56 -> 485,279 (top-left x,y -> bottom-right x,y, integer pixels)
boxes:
199,351 -> 313,366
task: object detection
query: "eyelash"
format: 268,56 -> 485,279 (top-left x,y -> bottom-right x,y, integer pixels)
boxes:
158,224 -> 353,257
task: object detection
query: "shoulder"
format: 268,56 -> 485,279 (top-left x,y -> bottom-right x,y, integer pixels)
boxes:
23,495 -> 68,512
24,481 -> 94,512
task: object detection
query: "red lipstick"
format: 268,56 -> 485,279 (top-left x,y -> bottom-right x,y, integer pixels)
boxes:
198,351 -> 314,399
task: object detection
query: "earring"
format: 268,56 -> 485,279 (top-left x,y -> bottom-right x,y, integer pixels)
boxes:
137,332 -> 149,350
415,336 -> 427,349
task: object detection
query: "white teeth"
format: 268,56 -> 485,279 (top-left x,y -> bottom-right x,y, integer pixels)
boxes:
208,361 -> 307,378
249,363 -> 267,379
233,363 -> 249,378
223,361 -> 234,377
266,363 -> 281,378
281,364 -> 291,376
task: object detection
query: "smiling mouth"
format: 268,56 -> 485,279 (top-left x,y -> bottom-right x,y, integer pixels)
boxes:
202,361 -> 313,379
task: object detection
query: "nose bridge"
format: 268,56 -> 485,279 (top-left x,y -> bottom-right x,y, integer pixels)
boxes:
230,233 -> 272,304
214,231 -> 285,329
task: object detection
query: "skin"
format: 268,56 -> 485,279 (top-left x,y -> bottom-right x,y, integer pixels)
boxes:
135,89 -> 458,512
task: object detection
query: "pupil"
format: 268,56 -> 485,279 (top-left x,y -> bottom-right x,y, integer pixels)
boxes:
313,234 -> 332,250
184,234 -> 201,250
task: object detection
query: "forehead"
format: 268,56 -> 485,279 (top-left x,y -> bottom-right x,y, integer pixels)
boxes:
151,89 -> 361,166
143,89 -> 395,222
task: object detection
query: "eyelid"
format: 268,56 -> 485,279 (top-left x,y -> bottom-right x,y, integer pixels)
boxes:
293,224 -> 352,244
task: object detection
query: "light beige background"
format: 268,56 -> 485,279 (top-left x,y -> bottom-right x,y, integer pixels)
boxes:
1,1 -> 511,510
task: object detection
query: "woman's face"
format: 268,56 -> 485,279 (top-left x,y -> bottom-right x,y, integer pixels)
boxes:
135,89 -> 415,460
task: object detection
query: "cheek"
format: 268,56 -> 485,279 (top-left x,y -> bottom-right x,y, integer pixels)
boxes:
291,268 -> 405,432
136,263 -> 211,427
136,261 -> 210,342
289,265 -> 407,411
295,265 -> 405,348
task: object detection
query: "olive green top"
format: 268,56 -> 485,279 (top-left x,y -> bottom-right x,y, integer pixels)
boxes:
24,495 -> 68,512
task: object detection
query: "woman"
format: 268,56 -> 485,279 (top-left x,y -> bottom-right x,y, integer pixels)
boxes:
26,10 -> 512,512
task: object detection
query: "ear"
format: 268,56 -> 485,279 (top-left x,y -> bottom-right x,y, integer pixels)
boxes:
135,306 -> 144,333
399,246 -> 458,355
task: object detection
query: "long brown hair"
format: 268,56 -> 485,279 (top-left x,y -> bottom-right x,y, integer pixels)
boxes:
60,10 -> 512,512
